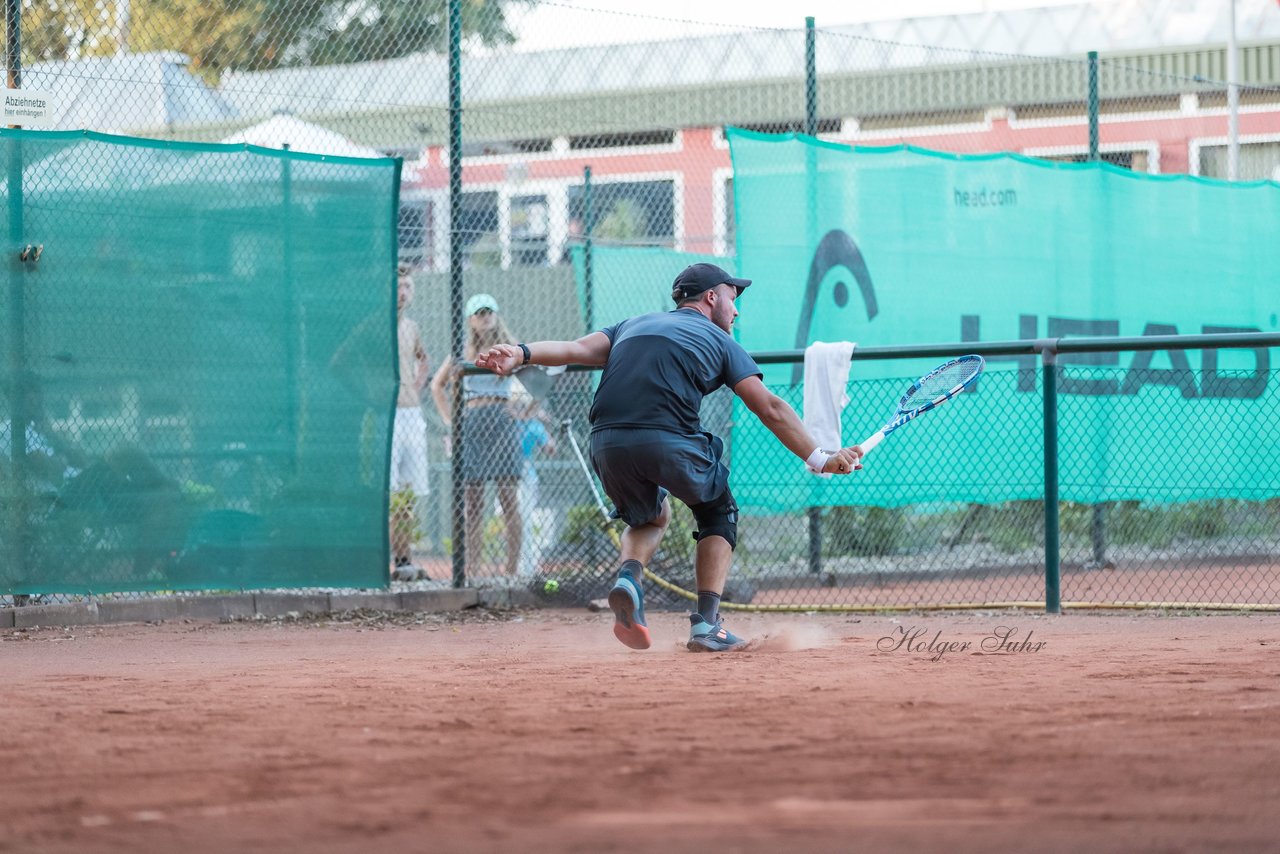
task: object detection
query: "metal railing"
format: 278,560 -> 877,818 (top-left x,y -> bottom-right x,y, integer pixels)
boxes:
451,331 -> 1280,613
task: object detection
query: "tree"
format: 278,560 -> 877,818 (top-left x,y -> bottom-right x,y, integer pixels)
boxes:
595,198 -> 648,246
17,0 -> 122,64
16,0 -> 531,79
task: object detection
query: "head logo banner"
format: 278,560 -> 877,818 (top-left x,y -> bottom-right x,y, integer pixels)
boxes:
726,127 -> 1280,510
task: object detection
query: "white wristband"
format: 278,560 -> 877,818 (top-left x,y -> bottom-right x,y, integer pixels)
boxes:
805,447 -> 832,473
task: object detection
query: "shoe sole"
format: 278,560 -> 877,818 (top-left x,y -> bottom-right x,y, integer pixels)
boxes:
608,586 -> 651,650
686,636 -> 748,653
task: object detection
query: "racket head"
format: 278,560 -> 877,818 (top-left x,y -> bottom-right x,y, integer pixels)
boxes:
896,354 -> 984,417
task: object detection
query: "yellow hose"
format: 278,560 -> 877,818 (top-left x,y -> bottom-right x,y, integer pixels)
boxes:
605,523 -> 1279,614
640,566 -> 1280,613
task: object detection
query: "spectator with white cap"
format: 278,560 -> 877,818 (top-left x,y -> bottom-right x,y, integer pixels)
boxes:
430,294 -> 524,576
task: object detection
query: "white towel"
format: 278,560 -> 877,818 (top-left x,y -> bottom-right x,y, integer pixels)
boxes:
803,341 -> 856,475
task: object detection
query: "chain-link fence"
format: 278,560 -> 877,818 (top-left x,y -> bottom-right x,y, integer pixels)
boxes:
495,338 -> 1280,613
4,1 -> 1280,610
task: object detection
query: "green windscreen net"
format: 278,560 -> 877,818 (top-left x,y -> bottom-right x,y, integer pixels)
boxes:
2,130 -> 401,595
568,245 -> 738,332
726,127 -> 1280,511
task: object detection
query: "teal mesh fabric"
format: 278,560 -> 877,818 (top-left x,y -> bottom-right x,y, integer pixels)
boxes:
2,130 -> 400,594
569,245 -> 739,333
726,127 -> 1280,511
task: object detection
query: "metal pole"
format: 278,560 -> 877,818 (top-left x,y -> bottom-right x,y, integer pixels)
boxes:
807,506 -> 823,576
582,164 -> 594,333
5,0 -> 18,93
1042,346 -> 1061,614
447,0 -> 466,588
6,0 -> 28,598
1085,50 -> 1104,564
804,16 -> 823,576
1087,50 -> 1099,161
115,0 -> 130,56
281,145 -> 299,474
1227,0 -> 1239,181
1092,503 -> 1108,567
6,145 -> 28,598
804,17 -> 817,137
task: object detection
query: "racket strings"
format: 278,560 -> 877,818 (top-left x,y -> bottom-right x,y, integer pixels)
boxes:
903,359 -> 981,406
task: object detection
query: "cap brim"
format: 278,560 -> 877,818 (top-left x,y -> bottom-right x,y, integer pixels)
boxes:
726,276 -> 751,295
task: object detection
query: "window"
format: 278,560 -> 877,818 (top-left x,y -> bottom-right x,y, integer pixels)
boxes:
1198,141 -> 1280,182
568,130 -> 675,150
398,201 -> 432,269
567,180 -> 675,249
458,191 -> 500,268
510,194 -> 550,267
461,138 -> 554,158
733,118 -> 842,135
1041,150 -> 1150,172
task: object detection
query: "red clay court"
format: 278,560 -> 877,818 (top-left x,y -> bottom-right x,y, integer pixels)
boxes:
4,607 -> 1279,853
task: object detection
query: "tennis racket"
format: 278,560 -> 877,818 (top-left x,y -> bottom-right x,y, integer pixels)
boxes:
858,355 -> 985,457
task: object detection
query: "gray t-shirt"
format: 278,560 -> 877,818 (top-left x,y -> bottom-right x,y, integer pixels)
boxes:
589,309 -> 762,435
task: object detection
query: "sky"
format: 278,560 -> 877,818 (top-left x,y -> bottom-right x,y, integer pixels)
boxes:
510,0 -> 1084,51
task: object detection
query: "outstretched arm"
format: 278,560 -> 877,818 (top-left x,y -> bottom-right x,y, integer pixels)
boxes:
475,332 -> 612,376
733,375 -> 862,474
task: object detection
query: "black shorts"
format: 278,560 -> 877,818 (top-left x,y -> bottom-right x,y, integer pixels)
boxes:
589,427 -> 729,527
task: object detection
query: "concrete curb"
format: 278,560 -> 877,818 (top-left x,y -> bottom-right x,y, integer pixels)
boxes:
98,598 -> 181,624
3,587 -> 511,629
330,591 -> 400,612
255,593 -> 331,617
478,588 -> 539,609
14,602 -> 100,629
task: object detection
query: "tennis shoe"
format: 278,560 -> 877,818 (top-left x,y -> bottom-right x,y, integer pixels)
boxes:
607,574 -> 650,650
687,613 -> 748,652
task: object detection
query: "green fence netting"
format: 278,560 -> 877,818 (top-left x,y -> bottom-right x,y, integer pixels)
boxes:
566,245 -> 737,333
726,127 -> 1280,511
2,129 -> 401,595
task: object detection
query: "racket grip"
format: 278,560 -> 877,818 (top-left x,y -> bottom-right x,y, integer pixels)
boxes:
859,431 -> 885,456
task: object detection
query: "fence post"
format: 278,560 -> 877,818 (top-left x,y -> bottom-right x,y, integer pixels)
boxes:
281,144 -> 301,474
6,140 -> 28,602
583,164 -> 594,334
1227,0 -> 1239,180
5,0 -> 28,600
805,17 -> 817,136
803,16 -> 824,576
1085,51 -> 1105,567
1041,342 -> 1062,614
1084,52 -> 1108,565
447,0 -> 466,588
1087,50 -> 1099,161
4,0 -> 18,95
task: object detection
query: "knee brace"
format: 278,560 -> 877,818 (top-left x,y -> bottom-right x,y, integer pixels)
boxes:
688,488 -> 739,551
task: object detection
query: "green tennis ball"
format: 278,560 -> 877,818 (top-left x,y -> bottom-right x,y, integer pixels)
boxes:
543,578 -> 560,594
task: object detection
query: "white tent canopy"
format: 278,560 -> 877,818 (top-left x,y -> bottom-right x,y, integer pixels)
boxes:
221,113 -> 384,159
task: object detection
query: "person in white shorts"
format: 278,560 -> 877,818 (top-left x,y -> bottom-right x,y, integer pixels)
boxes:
391,267 -> 431,580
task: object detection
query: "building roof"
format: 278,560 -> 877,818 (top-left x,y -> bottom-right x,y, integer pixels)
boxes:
220,113 -> 385,158
18,52 -> 237,132
27,1 -> 1259,147
216,0 -> 1280,120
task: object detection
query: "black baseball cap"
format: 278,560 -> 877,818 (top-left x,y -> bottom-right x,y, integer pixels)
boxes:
671,263 -> 752,303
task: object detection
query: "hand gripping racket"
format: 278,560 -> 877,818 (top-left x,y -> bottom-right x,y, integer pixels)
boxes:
858,354 -> 985,457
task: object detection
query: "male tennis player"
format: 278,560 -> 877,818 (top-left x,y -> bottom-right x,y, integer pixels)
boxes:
475,263 -> 862,652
